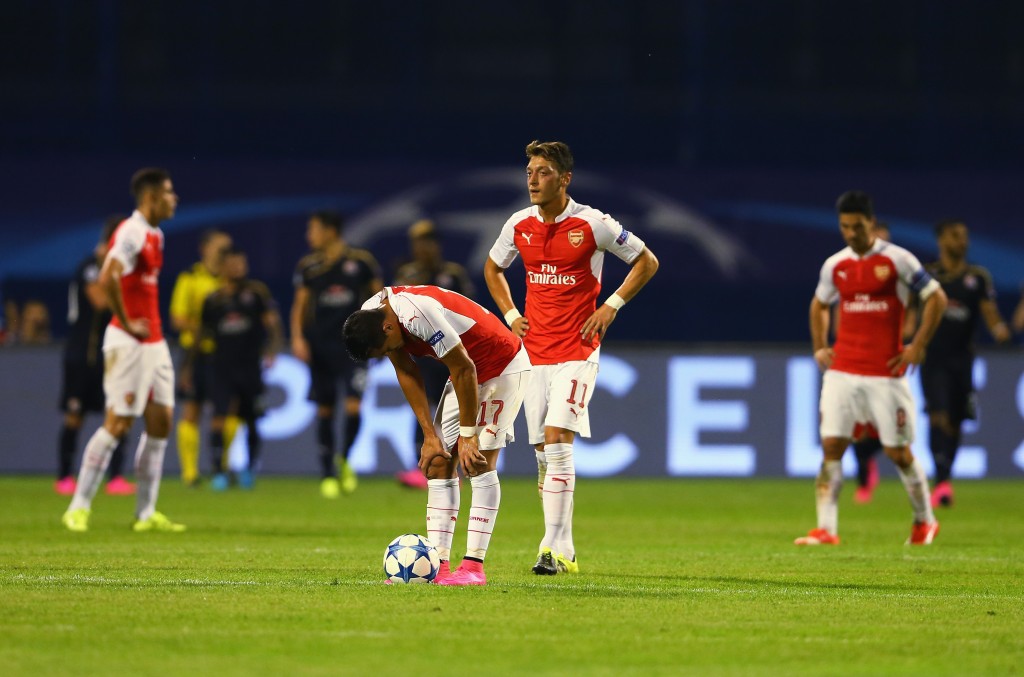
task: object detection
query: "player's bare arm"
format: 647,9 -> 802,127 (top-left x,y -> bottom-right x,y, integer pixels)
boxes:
889,287 -> 948,375
484,257 -> 529,337
581,247 -> 659,341
289,286 -> 310,363
1013,294 -> 1024,334
388,349 -> 449,473
979,298 -> 1011,343
809,296 -> 833,371
439,342 -> 487,476
84,275 -> 109,311
99,256 -> 149,339
262,308 -> 284,367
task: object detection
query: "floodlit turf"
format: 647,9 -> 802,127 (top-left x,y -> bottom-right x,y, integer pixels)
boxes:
1,476 -> 1021,676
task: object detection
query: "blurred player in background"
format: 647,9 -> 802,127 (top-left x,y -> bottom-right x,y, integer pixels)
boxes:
199,248 -> 283,490
799,190 -> 946,547
1013,285 -> 1024,336
918,220 -> 1011,507
843,222 -> 918,503
55,216 -> 134,497
485,140 -> 659,575
291,210 -> 382,498
392,219 -> 475,490
62,168 -> 185,533
170,229 -> 233,486
343,284 -> 530,586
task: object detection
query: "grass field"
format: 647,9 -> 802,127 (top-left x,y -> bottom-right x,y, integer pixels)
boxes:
1,476 -> 1022,676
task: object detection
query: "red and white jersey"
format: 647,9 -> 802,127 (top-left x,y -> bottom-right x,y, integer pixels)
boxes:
361,285 -> 528,383
488,198 -> 646,365
815,239 -> 940,377
106,210 -> 164,344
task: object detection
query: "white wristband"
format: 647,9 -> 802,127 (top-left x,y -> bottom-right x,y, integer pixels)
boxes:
459,426 -> 478,438
503,308 -> 523,326
604,293 -> 626,311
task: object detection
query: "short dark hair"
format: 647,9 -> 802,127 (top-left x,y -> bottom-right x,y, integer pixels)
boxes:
310,210 -> 343,232
130,168 -> 171,203
101,214 -> 126,243
525,140 -> 574,174
835,190 -> 874,218
199,229 -> 228,248
934,219 -> 965,237
342,308 -> 387,361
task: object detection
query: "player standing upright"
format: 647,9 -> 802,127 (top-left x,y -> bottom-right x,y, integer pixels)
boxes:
55,216 -> 134,497
919,220 -> 1011,507
199,248 -> 283,490
798,190 -> 947,547
484,140 -> 659,574
170,229 -> 233,486
62,168 -> 185,533
343,285 -> 531,586
291,211 -> 383,498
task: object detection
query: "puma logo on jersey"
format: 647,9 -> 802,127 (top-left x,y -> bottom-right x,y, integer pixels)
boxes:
520,232 -> 533,245
837,270 -> 847,279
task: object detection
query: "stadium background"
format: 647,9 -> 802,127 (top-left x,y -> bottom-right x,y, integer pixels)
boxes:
1,1 -> 1022,477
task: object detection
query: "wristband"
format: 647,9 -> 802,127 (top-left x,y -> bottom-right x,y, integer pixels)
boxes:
503,308 -> 523,326
604,293 -> 626,311
459,426 -> 478,438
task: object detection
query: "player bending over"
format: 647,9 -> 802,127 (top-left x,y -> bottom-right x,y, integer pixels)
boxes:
343,285 -> 530,586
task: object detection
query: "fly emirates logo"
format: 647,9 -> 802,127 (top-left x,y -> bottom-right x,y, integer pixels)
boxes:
528,263 -> 576,286
843,293 -> 889,313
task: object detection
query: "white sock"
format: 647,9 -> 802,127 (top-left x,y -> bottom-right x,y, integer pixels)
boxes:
539,443 -> 575,551
426,478 -> 460,562
69,427 -> 120,511
535,450 -> 547,498
896,457 -> 935,524
134,434 -> 167,521
815,460 -> 842,535
466,470 -> 500,561
559,497 -> 575,560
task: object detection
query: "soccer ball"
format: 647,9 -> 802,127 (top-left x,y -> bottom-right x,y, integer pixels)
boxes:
383,534 -> 440,584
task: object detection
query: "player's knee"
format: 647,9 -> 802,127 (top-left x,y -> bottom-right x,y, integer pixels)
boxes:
105,415 -> 133,439
425,454 -> 453,480
544,427 -> 574,446
883,446 -> 913,467
821,437 -> 848,460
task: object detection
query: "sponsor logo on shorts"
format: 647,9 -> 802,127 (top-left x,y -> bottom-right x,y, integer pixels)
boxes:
428,331 -> 445,346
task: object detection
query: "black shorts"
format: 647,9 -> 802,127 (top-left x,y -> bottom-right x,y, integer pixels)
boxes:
308,345 -> 367,407
920,357 -> 975,423
177,351 -> 213,402
60,360 -> 105,414
210,366 -> 265,419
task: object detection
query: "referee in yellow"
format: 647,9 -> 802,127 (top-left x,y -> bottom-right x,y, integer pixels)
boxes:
170,229 -> 233,485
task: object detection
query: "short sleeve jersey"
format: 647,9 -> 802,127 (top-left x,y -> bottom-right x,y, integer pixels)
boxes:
201,280 -> 274,371
487,198 -> 646,365
925,262 -> 996,361
65,255 -> 111,365
170,262 -> 222,352
295,248 -> 381,348
106,210 -> 164,343
360,285 -> 524,383
815,239 -> 940,377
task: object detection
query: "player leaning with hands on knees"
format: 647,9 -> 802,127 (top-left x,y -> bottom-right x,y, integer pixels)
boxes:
484,140 -> 659,575
798,190 -> 946,547
343,285 -> 531,586
62,168 -> 185,533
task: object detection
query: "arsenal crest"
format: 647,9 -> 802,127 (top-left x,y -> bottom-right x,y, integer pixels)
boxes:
874,265 -> 891,281
568,229 -> 584,247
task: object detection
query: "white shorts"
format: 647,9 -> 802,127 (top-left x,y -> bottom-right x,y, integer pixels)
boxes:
524,360 -> 598,445
819,369 -> 915,448
435,366 -> 530,451
103,325 -> 175,417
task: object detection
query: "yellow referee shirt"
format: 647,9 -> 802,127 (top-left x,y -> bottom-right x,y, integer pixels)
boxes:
170,262 -> 221,353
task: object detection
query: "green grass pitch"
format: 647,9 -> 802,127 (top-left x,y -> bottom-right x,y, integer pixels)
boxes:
1,476 -> 1021,676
